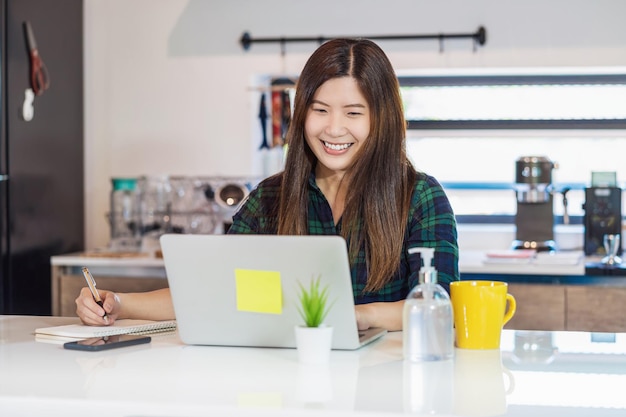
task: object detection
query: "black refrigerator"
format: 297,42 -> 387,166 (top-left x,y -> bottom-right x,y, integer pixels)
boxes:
0,0 -> 84,315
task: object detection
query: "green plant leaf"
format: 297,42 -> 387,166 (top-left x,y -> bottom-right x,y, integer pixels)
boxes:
296,275 -> 333,328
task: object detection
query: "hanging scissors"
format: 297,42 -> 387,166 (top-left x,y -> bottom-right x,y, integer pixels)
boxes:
23,21 -> 50,96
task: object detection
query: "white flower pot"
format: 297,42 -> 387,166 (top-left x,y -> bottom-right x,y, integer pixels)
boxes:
294,325 -> 333,365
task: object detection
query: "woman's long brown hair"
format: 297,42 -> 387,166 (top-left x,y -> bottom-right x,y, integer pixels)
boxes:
277,38 -> 416,293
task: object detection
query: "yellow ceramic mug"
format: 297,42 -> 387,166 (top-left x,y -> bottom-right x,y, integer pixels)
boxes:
450,281 -> 516,349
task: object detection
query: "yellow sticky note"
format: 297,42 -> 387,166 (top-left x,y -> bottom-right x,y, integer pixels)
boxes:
235,269 -> 282,314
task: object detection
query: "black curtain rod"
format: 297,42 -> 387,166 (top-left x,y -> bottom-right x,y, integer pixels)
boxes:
240,26 -> 486,52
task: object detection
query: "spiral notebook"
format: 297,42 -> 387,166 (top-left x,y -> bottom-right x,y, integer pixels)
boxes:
35,319 -> 177,342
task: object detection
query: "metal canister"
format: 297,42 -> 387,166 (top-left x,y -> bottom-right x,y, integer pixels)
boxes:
514,156 -> 555,203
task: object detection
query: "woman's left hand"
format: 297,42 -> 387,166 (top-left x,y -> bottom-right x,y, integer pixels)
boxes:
355,300 -> 405,332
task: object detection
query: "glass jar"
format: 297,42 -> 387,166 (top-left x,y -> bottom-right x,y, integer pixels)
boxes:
137,175 -> 173,253
169,176 -> 218,235
109,177 -> 140,251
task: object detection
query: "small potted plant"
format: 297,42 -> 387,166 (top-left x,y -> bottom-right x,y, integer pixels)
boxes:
294,275 -> 334,364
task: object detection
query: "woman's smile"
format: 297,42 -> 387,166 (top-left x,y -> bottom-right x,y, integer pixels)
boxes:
322,140 -> 354,152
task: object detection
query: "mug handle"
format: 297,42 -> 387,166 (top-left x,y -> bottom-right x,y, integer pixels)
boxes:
502,293 -> 516,326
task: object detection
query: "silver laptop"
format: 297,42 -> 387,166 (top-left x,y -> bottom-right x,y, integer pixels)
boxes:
159,234 -> 387,350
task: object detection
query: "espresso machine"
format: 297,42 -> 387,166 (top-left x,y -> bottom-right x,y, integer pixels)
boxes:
512,156 -> 557,252
583,185 -> 622,257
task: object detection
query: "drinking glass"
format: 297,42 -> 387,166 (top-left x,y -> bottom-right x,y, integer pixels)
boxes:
602,234 -> 622,265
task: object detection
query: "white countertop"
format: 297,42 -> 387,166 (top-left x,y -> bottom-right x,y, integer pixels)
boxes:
460,250 -> 586,275
52,249 -> 588,276
51,252 -> 168,278
1,315 -> 625,417
51,252 -> 165,267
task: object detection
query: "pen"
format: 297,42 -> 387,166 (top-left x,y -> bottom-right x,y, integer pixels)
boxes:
81,266 -> 108,321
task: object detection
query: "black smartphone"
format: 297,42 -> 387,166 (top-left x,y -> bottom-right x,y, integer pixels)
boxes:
63,334 -> 151,351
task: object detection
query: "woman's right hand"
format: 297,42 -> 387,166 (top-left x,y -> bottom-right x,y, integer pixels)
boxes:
75,287 -> 121,326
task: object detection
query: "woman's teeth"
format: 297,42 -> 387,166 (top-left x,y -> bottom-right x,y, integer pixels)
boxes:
324,141 -> 352,151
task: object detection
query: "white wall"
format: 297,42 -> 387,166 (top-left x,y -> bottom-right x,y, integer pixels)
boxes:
84,0 -> 626,249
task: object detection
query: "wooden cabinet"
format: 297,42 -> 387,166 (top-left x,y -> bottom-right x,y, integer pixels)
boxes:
503,282 -> 626,332
51,255 -> 168,317
566,286 -> 626,332
505,283 -> 566,331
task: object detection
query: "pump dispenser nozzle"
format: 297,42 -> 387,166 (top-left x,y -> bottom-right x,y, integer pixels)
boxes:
408,247 -> 437,284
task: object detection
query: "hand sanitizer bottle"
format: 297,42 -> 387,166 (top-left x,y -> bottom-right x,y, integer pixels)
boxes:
403,247 -> 454,362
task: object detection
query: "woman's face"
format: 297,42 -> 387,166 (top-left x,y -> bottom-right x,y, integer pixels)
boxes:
304,76 -> 370,177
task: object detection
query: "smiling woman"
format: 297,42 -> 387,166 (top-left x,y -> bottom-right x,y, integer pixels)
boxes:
76,38 -> 460,334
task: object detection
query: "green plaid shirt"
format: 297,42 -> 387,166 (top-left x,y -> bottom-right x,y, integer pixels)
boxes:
229,172 -> 459,303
